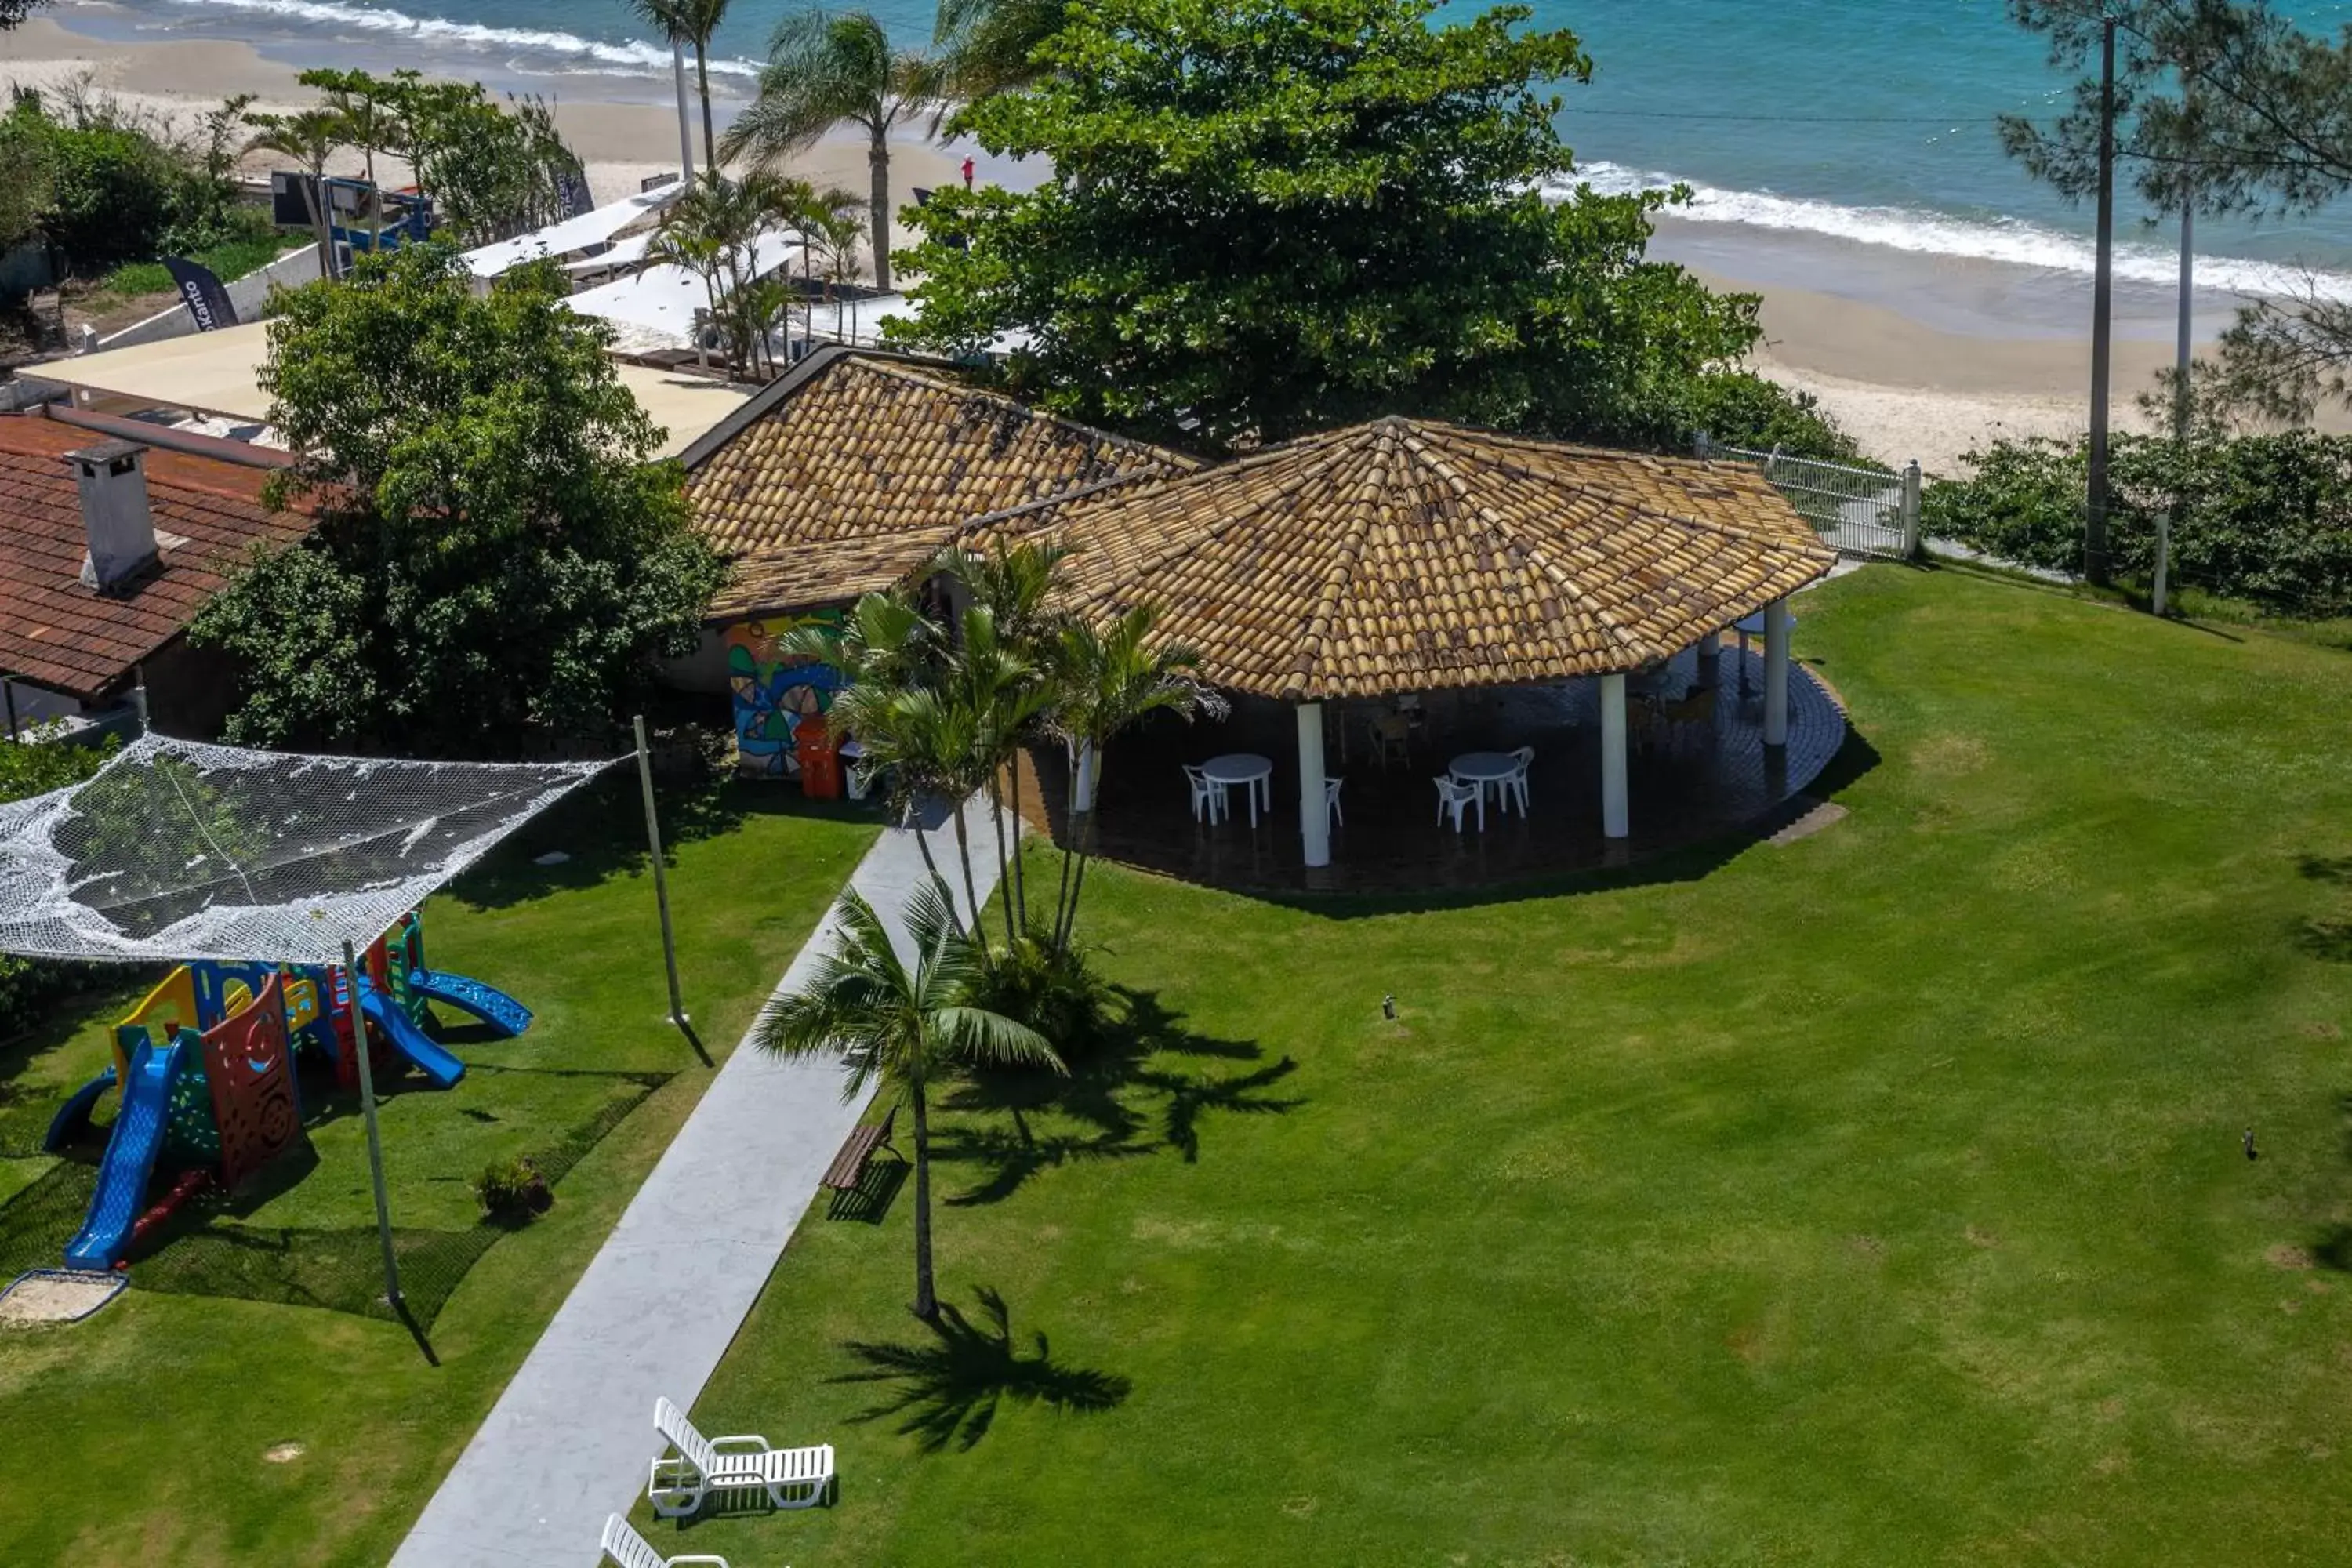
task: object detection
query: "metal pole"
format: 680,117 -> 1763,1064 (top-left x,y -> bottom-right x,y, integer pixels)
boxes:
345,938 -> 403,1311
633,715 -> 688,1028
2,675 -> 18,741
2158,195 -> 2191,615
672,43 -> 696,185
2085,13 -> 2118,586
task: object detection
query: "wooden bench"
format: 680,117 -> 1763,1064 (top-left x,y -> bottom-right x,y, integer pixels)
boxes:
821,1105 -> 898,1192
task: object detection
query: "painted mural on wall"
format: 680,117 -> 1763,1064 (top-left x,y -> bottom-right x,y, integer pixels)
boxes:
726,615 -> 843,779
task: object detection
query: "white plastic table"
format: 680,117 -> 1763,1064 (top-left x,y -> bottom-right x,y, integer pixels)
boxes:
1449,751 -> 1522,815
1201,753 -> 1274,826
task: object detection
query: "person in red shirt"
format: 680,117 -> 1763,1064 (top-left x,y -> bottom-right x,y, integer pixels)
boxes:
960,154 -> 975,190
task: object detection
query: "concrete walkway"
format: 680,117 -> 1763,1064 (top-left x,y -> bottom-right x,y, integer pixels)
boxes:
390,799 -> 1011,1568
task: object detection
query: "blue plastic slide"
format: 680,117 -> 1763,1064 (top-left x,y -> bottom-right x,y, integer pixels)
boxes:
408,969 -> 533,1038
64,1036 -> 185,1269
45,1065 -> 118,1153
357,979 -> 466,1089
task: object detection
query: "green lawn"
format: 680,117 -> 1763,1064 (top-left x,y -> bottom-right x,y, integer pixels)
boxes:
675,564 -> 2352,1565
0,778 -> 879,1567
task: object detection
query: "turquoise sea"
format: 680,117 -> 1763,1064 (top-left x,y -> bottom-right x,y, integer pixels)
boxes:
60,0 -> 2352,295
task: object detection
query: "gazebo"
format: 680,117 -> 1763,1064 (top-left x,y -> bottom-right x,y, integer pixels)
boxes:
1016,416 -> 1840,875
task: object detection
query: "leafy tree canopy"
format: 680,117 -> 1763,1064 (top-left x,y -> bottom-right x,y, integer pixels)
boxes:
2004,0 -> 2352,421
191,245 -> 723,757
888,0 -> 1763,452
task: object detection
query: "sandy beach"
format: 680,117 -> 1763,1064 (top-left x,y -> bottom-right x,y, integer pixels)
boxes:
2,7 -> 2304,474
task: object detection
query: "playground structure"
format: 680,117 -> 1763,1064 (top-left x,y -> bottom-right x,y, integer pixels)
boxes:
43,912 -> 534,1272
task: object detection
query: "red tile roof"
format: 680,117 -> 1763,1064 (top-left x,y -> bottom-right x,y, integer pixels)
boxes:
0,416 -> 312,702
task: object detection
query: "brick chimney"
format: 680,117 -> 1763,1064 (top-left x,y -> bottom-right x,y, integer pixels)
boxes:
64,439 -> 159,593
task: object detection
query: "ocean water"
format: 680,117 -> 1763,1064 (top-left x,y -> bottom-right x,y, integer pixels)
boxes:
70,0 -> 2352,294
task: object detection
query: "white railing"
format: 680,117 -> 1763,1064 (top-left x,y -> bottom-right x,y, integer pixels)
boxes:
1695,435 -> 1922,561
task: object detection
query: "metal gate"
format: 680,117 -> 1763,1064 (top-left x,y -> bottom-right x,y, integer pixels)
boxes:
1695,437 -> 1922,561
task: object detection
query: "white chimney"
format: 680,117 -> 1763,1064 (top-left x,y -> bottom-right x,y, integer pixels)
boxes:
66,440 -> 159,593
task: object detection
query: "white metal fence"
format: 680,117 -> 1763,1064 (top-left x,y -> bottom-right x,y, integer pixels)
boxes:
1695,435 -> 1922,560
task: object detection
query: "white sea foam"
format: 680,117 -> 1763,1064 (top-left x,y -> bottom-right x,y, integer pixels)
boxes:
164,0 -> 763,79
1566,160 -> 2352,302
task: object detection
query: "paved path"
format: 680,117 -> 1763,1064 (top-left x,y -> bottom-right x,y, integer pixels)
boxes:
390,798 -> 1011,1568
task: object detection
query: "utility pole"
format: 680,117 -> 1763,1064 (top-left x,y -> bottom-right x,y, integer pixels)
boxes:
2086,11 -> 2118,586
2158,184 -> 2191,615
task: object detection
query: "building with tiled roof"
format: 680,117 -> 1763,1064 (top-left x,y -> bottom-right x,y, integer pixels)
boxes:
680,347 -> 1197,622
675,346 -> 1196,779
1007,415 -> 1837,701
0,413 -> 310,735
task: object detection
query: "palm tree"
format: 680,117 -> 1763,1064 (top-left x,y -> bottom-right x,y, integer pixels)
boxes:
806,205 -> 866,339
933,0 -> 1067,105
722,9 -> 940,292
302,70 -> 403,256
1047,605 -> 1222,951
244,107 -> 352,281
750,880 -> 1060,1321
938,541 -> 1069,938
942,603 -> 1051,949
626,0 -> 733,172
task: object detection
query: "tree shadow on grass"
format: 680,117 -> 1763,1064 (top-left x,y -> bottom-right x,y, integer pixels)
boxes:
931,985 -> 1301,1203
833,1287 -> 1131,1453
2294,918 -> 2352,963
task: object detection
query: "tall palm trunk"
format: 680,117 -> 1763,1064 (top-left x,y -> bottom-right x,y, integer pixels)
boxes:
1051,745 -> 1079,942
949,798 -> 986,956
1056,752 -> 1103,952
867,121 -> 891,291
987,771 -> 1016,948
303,160 -> 335,281
695,45 -> 717,171
909,1069 -> 936,1321
906,798 -> 961,935
1007,757 -> 1029,935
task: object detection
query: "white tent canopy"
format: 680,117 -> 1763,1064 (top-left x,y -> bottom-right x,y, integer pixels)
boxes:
0,735 -> 613,966
563,232 -> 803,347
462,184 -> 685,280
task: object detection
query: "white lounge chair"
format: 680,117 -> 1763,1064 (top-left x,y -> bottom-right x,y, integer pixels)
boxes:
601,1512 -> 731,1568
649,1396 -> 833,1518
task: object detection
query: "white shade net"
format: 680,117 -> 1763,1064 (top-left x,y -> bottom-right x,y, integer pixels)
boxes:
0,735 -> 615,966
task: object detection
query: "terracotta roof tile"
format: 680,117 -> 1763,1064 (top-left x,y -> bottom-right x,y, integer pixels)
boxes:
688,354 -> 1196,619
1012,416 -> 1838,701
0,416 -> 311,702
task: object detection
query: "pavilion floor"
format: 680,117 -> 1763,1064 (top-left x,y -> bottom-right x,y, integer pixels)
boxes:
1010,644 -> 1849,898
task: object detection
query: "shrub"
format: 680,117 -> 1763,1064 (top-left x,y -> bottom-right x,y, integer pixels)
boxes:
473,1156 -> 553,1221
1684,370 -> 1876,466
1922,430 -> 2352,618
966,936 -> 1109,1063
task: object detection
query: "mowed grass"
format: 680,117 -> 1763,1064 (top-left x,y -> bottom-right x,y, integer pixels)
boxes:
0,779 -> 878,1567
676,564 -> 2352,1566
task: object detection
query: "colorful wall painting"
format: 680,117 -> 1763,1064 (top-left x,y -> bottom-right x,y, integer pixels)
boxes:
725,615 -> 843,779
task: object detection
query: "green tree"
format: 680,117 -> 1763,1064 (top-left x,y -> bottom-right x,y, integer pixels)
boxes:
244,107 -> 350,280
933,0 -> 1067,103
299,70 -> 405,255
0,0 -> 50,30
1046,604 -> 1219,950
2002,0 -> 2352,421
0,726 -> 113,1041
191,245 -> 723,757
626,0 -> 732,171
750,880 -> 1060,1320
891,0 -> 1759,452
723,9 -> 941,292
0,103 -> 54,256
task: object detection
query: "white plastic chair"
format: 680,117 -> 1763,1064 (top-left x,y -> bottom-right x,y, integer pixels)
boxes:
649,1396 -> 833,1518
1497,746 -> 1534,817
1324,776 -> 1345,826
1184,764 -> 1230,824
1433,775 -> 1484,833
601,1513 -> 730,1568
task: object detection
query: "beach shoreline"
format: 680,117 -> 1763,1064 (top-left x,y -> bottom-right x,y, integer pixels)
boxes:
4,5 -> 2319,472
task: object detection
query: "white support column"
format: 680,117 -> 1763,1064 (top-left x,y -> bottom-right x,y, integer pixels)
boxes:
1072,741 -> 1098,813
1599,673 -> 1628,840
1696,631 -> 1722,690
1297,702 -> 1330,868
1762,597 -> 1791,747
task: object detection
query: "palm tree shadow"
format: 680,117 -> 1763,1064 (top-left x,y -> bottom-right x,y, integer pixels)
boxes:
833,1287 -> 1131,1453
933,984 -> 1299,1201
